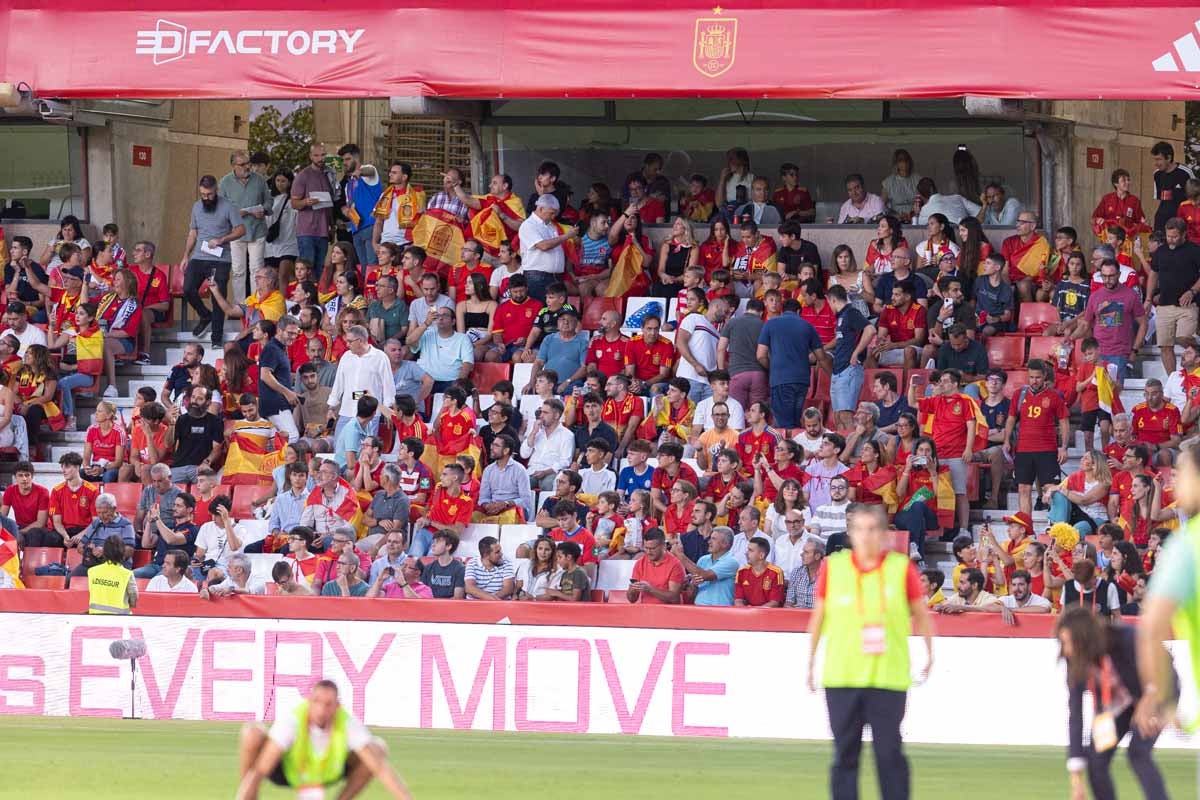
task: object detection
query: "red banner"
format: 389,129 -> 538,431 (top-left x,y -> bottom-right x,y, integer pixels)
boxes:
4,0 -> 1200,99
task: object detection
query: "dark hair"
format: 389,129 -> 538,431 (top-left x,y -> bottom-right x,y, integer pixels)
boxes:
952,535 -> 974,560
922,569 -> 945,590
559,470 -> 583,492
556,540 -> 582,562
477,535 -> 499,557
643,528 -> 666,544
401,437 -> 425,459
102,534 -> 126,565
432,529 -> 460,554
12,460 -> 33,476
749,536 -> 772,557
1056,606 -> 1110,685
658,441 -> 684,461
1151,141 -> 1175,161
962,568 -> 985,592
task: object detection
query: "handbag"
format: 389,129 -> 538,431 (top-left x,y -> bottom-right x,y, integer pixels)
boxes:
265,197 -> 285,244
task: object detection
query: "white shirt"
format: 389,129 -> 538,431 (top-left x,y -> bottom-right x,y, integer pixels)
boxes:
518,216 -> 565,275
810,501 -> 849,540
490,265 -> 524,297
912,237 -> 962,268
793,430 -> 829,457
1164,367 -> 1191,410
729,531 -> 756,567
982,197 -> 1023,226
380,196 -> 412,245
1000,593 -> 1052,610
212,575 -> 267,595
693,395 -> 745,430
916,193 -> 981,226
0,325 -> 47,355
580,466 -> 616,495
676,313 -> 719,387
771,532 -> 808,573
268,705 -> 372,752
328,346 -> 396,418
194,521 -> 234,568
723,172 -> 755,202
519,421 -> 575,475
146,575 -> 198,593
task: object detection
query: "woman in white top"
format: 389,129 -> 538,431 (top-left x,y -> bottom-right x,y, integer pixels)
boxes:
913,213 -> 961,268
515,536 -> 557,600
763,479 -> 804,539
716,147 -> 754,210
265,169 -> 299,284
40,215 -> 91,269
880,148 -> 922,221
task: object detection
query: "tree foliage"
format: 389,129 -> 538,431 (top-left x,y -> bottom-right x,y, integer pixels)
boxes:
249,103 -> 315,175
1187,101 -> 1200,169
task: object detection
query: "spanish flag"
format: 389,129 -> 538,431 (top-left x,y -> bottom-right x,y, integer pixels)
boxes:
858,464 -> 900,513
223,418 -> 287,485
371,184 -> 426,231
411,207 -> 467,278
469,193 -> 527,256
0,528 -> 23,589
1007,234 -> 1052,280
903,465 -> 957,529
305,478 -> 366,538
637,397 -> 695,442
681,188 -> 716,222
1096,364 -> 1124,416
75,324 -> 104,376
606,239 -> 646,299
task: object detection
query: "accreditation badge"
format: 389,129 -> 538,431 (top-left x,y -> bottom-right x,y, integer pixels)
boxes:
861,624 -> 886,656
1091,711 -> 1118,752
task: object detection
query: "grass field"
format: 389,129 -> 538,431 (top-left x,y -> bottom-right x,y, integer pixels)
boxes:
0,716 -> 1195,799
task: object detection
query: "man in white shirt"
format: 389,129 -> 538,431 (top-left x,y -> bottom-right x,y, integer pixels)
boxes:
792,407 -> 831,457
978,183 -> 1023,226
519,397 -> 575,491
193,498 -> 245,571
691,369 -> 746,431
998,569 -> 1052,624
0,301 -> 47,354
200,553 -> 267,598
518,194 -> 579,303
676,294 -> 730,403
145,550 -> 198,593
328,324 -> 395,440
1163,337 -> 1199,411
837,173 -> 886,224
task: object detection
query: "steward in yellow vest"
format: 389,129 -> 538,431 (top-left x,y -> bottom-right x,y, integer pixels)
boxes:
86,534 -> 136,615
807,503 -> 934,800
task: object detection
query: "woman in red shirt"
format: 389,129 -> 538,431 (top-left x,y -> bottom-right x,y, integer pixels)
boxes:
845,439 -> 895,508
82,400 -> 126,483
220,347 -> 255,420
889,412 -> 920,467
864,215 -> 907,275
1118,473 -> 1160,546
893,436 -> 942,560
96,269 -> 142,397
698,219 -> 732,282
607,212 -> 654,299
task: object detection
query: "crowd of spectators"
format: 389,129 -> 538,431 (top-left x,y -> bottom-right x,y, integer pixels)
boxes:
3,136 -> 1199,616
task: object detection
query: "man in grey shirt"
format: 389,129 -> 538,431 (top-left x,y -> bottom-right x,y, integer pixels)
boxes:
218,150 -> 271,307
718,297 -> 769,413
178,174 -> 245,348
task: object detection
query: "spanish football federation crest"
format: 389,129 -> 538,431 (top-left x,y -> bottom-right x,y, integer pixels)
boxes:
693,8 -> 737,78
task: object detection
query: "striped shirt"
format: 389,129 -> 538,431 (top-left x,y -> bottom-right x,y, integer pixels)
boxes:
465,558 -> 515,599
426,191 -> 470,224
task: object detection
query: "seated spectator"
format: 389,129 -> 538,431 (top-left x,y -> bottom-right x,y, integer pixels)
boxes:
1106,443 -> 1155,522
871,249 -> 927,313
465,536 -> 516,600
194,496 -> 245,571
207,267 -> 286,351
1044,450 -> 1112,536
283,525 -> 322,586
803,434 -> 849,513
45,452 -> 100,549
357,463 -> 409,551
623,314 -> 675,397
248,462 -> 309,553
270,559 -> 313,596
1,461 -> 49,545
784,538 -> 825,609
734,536 -> 785,607
334,395 -> 380,474
135,492 -> 199,580
320,550 -> 371,596
662,480 -> 699,542
600,374 -> 643,460
135,462 -> 182,534
123,401 -> 171,483
168,386 -> 224,483
410,463 -> 474,557
1115,473 -> 1163,547
573,392 -> 619,462
673,525 -> 737,606
936,568 -> 1002,613
80,401 -> 125,483
310,525 -> 370,593
513,535 -> 556,600
486,274 -> 543,363
300,457 -> 363,540
894,437 -> 942,562
650,441 -> 699,513
734,177 -> 781,227
200,552 -> 266,598
648,378 -> 694,445
1131,379 -> 1183,464
913,213 -> 961,269
844,439 -> 894,509
1059,558 -> 1120,619
529,309 -> 587,394
809,475 -> 851,547
418,530 -> 465,599
1045,251 -> 1091,329
837,173 -> 885,224
570,211 -> 614,298
867,279 -> 925,368
973,253 -> 1015,336
774,164 -> 816,223
68,492 -> 135,579
366,555 -> 432,599
771,508 -> 810,573
0,300 -> 48,354
145,550 -> 198,593
540,541 -> 590,601
978,182 -> 1023,226
14,343 -> 63,444
369,531 -> 408,585
616,439 -> 654,502
950,534 -> 1005,596
521,398 -> 575,492
920,569 -> 947,608
626,175 -> 666,225
627,528 -> 683,604
548,500 -> 599,565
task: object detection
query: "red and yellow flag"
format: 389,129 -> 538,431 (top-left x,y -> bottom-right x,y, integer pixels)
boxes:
1096,365 -> 1124,416
469,193 -> 527,256
1009,234 -> 1052,280
411,207 -> 467,278
681,188 -> 715,222
223,418 -> 287,485
0,528 -> 23,589
76,323 -> 104,376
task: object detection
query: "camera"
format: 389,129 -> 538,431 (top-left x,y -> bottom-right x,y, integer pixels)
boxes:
912,456 -> 927,468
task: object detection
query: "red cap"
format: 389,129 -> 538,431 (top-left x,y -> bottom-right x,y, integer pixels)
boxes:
1002,511 -> 1034,536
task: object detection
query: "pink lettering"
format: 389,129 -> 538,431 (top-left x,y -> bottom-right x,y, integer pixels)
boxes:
419,634 -> 505,730
671,642 -> 728,737
514,637 -> 590,733
0,655 -> 45,715
130,627 -> 198,720
325,632 -> 394,720
201,628 -> 256,722
595,639 -> 669,735
69,626 -> 123,718
262,631 -> 323,722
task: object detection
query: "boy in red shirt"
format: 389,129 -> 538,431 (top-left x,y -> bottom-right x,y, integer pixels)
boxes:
1,461 -> 50,545
549,500 -> 598,565
411,463 -> 475,557
489,273 -> 543,361
1003,360 -> 1069,519
734,536 -> 786,607
1073,337 -> 1110,452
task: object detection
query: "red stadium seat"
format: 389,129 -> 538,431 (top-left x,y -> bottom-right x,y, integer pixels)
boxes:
64,548 -> 83,571
230,484 -> 272,520
23,575 -> 66,590
885,530 -> 909,553
153,265 -> 176,328
589,589 -> 609,603
1028,336 -> 1068,366
135,578 -> 150,591
581,297 -> 624,331
606,590 -> 632,604
1017,302 -> 1060,333
1002,369 -> 1030,400
20,547 -> 64,581
986,336 -> 1026,370
469,362 -> 512,394
860,368 -> 904,403
132,550 -> 152,568
106,482 -> 143,519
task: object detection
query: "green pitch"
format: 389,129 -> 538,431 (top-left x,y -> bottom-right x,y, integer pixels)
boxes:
0,716 -> 1195,798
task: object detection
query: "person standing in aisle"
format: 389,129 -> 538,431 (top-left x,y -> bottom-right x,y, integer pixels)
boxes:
807,503 -> 934,800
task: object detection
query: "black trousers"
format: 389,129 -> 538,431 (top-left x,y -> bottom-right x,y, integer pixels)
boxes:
1087,709 -> 1169,800
183,258 -> 231,347
825,687 -> 909,800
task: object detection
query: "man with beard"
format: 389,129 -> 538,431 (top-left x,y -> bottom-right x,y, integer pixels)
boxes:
178,174 -> 245,347
168,385 -> 224,484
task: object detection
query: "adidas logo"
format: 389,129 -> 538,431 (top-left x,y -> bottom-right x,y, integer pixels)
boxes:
1153,22 -> 1200,71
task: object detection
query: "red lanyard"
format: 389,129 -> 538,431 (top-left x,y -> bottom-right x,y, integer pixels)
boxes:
855,560 -> 888,618
1089,659 -> 1113,708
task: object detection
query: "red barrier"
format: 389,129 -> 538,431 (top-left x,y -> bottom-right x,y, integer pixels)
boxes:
0,589 -> 1065,638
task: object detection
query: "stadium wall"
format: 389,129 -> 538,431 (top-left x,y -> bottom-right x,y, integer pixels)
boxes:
0,610 -> 1193,749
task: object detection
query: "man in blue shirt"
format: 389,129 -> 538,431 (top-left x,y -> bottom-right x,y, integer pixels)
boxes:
532,308 -> 589,393
756,299 -> 830,429
828,285 -> 875,431
334,395 -> 378,474
673,525 -> 739,606
256,315 -> 301,443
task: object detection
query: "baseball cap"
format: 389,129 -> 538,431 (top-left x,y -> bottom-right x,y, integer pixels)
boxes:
1002,511 -> 1034,536
535,194 -> 560,212
63,266 -> 86,281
